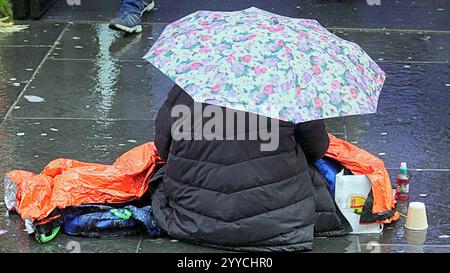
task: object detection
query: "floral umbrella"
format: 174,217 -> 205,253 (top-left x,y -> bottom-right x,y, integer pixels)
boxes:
144,7 -> 386,123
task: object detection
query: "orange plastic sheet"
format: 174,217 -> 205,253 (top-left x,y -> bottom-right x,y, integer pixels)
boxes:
6,142 -> 163,223
6,137 -> 398,224
325,134 -> 400,223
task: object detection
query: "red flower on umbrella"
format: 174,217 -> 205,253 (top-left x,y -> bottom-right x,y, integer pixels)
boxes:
254,66 -> 267,75
188,62 -> 202,70
350,88 -> 359,98
201,35 -> 212,41
263,85 -> 274,95
356,65 -> 365,74
211,84 -> 222,92
315,97 -> 323,108
312,65 -> 321,75
241,55 -> 252,63
199,46 -> 212,53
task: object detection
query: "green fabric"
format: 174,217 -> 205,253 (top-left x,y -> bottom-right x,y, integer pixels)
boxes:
36,226 -> 61,243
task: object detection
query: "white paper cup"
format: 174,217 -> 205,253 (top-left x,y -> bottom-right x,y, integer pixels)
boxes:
405,202 -> 428,230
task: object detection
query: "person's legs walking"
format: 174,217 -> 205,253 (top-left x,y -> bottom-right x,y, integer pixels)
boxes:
109,0 -> 155,34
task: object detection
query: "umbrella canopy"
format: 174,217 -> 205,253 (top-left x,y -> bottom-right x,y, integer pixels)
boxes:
144,7 -> 386,123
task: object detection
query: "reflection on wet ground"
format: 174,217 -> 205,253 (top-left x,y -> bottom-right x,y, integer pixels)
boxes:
0,0 -> 449,252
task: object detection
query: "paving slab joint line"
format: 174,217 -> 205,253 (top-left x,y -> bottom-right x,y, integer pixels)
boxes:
47,57 -> 450,64
386,168 -> 450,172
50,58 -> 146,62
326,27 -> 450,35
135,235 -> 143,253
10,117 -> 155,121
2,23 -> 71,123
343,123 -> 348,140
0,45 -> 53,48
360,243 -> 450,247
33,19 -> 450,34
379,60 -> 449,64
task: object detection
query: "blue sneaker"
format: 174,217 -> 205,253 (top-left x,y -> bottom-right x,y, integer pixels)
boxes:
109,0 -> 155,34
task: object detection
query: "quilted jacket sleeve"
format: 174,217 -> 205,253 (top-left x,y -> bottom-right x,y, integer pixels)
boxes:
154,85 -> 181,160
294,120 -> 330,162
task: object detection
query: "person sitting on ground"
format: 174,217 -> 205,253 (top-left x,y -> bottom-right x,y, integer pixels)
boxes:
109,0 -> 155,33
150,84 -> 352,252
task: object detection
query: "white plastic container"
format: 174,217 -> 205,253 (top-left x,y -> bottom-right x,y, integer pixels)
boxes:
335,169 -> 384,234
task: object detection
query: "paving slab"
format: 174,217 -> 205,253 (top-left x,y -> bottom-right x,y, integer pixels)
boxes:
359,244 -> 450,253
10,59 -> 171,120
344,63 -> 450,169
139,237 -> 231,253
0,119 -> 155,175
311,236 -> 362,253
42,0 -> 122,21
0,22 -> 65,46
330,30 -> 450,63
51,23 -> 164,60
324,117 -> 346,137
295,0 -> 450,30
41,0 -> 450,31
0,47 -> 49,118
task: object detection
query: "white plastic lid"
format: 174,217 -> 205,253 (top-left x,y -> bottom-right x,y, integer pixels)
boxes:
400,162 -> 407,169
409,202 -> 426,209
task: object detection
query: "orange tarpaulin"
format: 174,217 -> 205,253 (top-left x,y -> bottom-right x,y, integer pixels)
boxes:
325,134 -> 400,223
6,142 -> 163,222
6,136 -> 398,225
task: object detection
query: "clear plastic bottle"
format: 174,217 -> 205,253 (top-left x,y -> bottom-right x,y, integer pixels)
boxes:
395,162 -> 410,201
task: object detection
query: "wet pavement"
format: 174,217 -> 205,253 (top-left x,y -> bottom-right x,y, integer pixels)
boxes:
0,0 -> 449,253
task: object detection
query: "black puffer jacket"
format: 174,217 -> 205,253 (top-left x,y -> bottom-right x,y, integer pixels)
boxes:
152,85 -> 351,252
